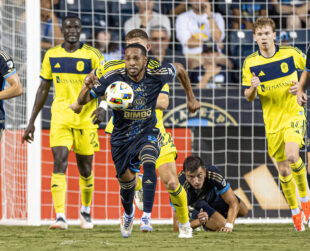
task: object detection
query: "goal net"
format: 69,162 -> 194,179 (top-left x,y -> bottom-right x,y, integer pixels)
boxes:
1,0 -> 309,225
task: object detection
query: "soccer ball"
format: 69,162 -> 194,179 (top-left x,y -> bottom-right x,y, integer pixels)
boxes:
105,81 -> 134,110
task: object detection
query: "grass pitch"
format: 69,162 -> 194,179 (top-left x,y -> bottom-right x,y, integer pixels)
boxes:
0,224 -> 309,251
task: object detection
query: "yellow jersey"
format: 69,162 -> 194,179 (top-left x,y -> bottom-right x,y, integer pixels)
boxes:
95,59 -> 169,136
40,43 -> 104,129
242,45 -> 306,133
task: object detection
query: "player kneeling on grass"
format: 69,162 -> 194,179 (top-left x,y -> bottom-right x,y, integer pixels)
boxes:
173,156 -> 248,232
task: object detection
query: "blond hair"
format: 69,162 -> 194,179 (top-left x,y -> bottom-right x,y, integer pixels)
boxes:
253,17 -> 276,33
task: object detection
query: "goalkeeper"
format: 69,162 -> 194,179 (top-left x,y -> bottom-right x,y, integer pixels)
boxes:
173,156 -> 248,232
22,15 -> 104,230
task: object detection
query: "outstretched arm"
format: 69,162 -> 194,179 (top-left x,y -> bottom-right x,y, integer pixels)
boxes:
22,79 -> 51,143
173,63 -> 200,113
0,72 -> 23,100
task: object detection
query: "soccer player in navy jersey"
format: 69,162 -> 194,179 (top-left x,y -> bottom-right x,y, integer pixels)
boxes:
75,43 -> 200,238
0,49 -> 23,140
173,156 -> 248,232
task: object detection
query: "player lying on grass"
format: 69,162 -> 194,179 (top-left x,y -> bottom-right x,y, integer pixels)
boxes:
71,43 -> 200,238
173,156 -> 248,232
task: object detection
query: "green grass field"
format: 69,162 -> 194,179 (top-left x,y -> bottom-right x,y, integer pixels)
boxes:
0,224 -> 309,251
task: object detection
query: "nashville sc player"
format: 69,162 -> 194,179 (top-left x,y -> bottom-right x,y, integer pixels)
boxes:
22,15 -> 104,230
242,17 -> 310,231
72,29 -> 193,238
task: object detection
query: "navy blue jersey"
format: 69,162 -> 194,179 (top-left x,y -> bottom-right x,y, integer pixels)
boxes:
91,64 -> 176,146
0,49 -> 16,124
306,46 -> 310,72
179,165 -> 230,208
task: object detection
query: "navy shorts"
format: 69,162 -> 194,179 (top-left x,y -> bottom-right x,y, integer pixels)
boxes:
111,129 -> 161,178
190,195 -> 240,220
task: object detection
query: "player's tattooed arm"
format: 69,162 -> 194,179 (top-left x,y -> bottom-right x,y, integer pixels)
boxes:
77,74 -> 98,106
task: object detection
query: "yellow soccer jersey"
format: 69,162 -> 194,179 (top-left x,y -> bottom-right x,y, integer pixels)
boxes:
40,43 -> 104,129
242,45 -> 306,133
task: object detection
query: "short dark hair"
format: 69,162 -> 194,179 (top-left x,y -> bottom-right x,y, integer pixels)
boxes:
125,43 -> 147,56
183,156 -> 204,173
125,29 -> 149,42
62,14 -> 81,26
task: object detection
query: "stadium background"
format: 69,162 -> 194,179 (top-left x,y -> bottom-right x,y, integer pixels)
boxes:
0,0 -> 309,225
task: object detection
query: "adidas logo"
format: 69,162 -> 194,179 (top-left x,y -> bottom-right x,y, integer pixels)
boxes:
144,179 -> 153,184
54,62 -> 61,68
258,71 -> 265,77
136,87 -> 142,92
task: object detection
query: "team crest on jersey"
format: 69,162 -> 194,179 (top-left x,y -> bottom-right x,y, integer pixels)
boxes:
76,61 -> 85,72
280,62 -> 289,73
6,60 -> 13,69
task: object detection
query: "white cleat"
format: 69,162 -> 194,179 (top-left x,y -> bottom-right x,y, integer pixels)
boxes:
49,217 -> 68,230
79,211 -> 94,229
134,175 -> 144,211
140,216 -> 153,232
178,223 -> 193,238
120,205 -> 135,238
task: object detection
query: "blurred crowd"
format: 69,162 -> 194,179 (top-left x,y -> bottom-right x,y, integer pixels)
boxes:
39,0 -> 310,87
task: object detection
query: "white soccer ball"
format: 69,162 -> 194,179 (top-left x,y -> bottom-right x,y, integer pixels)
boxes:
105,81 -> 134,110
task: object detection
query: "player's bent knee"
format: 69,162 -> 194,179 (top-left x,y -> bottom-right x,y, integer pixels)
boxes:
286,153 -> 299,164
162,178 -> 179,191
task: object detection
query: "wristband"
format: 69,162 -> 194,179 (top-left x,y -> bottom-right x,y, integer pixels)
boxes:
99,100 -> 108,110
225,222 -> 233,229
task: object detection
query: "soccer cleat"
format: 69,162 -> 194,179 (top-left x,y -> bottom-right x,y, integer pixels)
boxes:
134,174 -> 144,211
292,211 -> 305,232
140,216 -> 153,232
49,217 -> 68,230
120,206 -> 135,238
79,211 -> 94,229
301,201 -> 310,227
178,223 -> 193,238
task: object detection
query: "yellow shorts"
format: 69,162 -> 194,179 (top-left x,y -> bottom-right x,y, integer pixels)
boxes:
50,123 -> 99,155
156,132 -> 177,169
267,116 -> 306,162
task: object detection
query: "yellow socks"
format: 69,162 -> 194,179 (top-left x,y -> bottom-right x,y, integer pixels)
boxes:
168,184 -> 189,224
51,173 -> 66,213
279,174 -> 298,209
290,157 -> 308,199
79,172 -> 94,207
